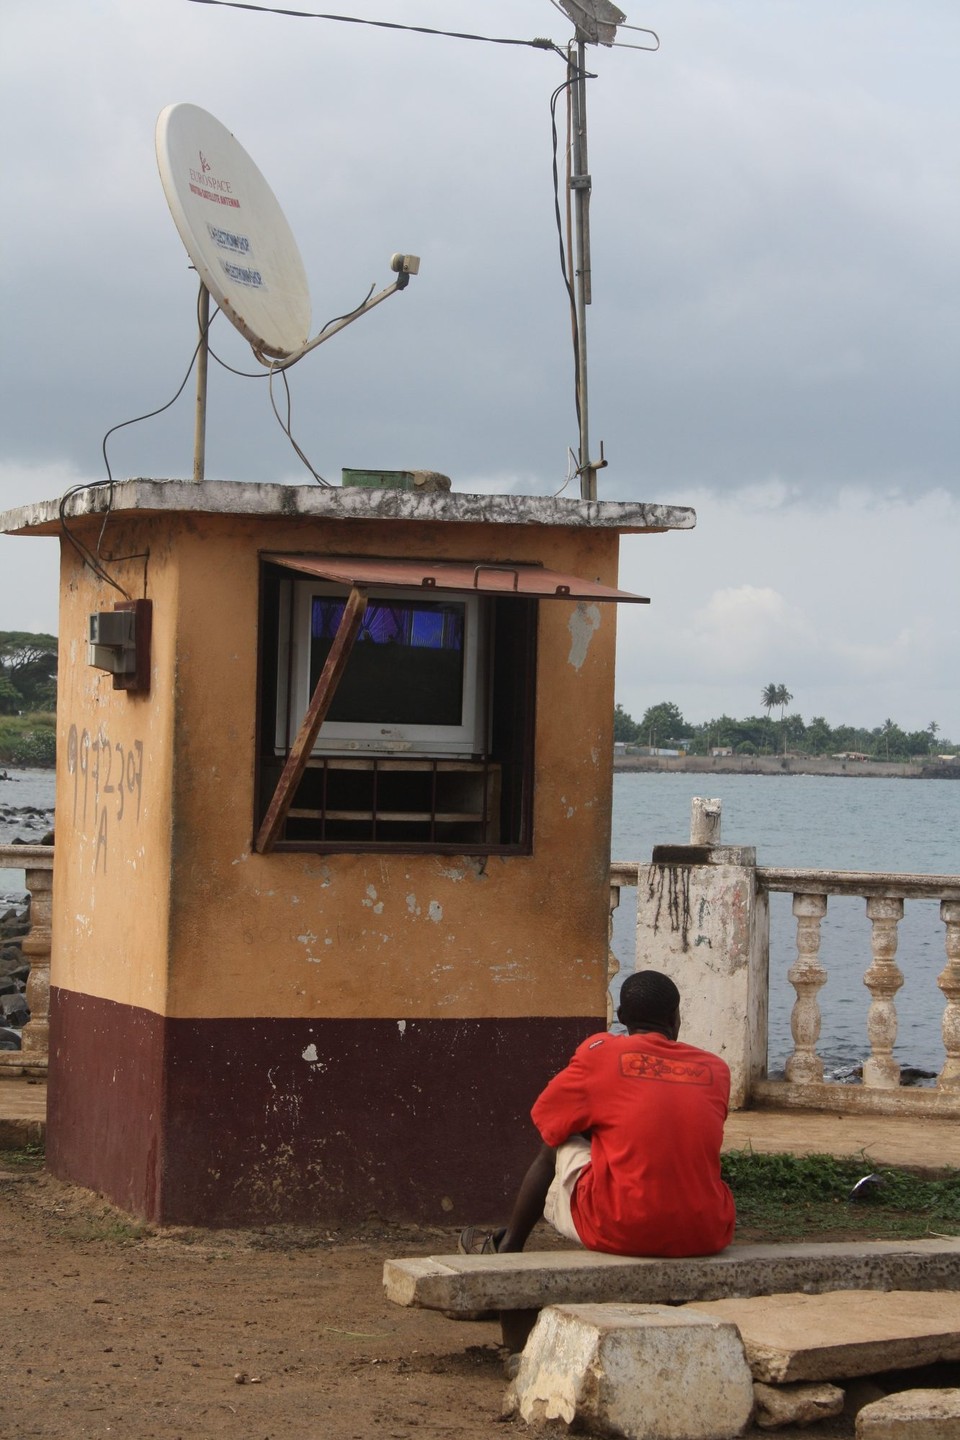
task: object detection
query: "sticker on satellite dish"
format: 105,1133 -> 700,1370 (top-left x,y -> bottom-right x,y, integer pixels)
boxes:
156,103 -> 311,359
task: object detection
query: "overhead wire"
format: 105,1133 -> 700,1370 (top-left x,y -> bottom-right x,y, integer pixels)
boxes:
187,0 -> 567,59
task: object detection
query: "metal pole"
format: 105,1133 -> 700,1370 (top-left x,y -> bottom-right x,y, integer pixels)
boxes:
193,283 -> 210,484
570,41 -> 596,501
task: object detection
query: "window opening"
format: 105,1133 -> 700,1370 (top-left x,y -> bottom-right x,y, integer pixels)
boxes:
256,560 -> 537,854
256,554 -> 645,855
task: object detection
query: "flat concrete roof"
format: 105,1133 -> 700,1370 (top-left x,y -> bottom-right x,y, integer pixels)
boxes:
0,478 -> 696,538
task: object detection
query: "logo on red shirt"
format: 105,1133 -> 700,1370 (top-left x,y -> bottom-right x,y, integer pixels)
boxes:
619,1051 -> 712,1085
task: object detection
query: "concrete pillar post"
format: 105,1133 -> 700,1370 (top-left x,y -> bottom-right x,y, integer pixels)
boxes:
635,805 -> 766,1108
938,899 -> 960,1089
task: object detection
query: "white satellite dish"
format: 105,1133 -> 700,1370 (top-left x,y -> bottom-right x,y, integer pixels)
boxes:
156,103 -> 311,360
154,103 -> 419,480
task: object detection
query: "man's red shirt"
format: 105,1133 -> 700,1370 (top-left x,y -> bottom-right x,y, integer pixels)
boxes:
531,1030 -> 735,1257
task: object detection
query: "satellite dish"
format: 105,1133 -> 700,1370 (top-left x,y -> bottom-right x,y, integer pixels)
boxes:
156,103 -> 311,360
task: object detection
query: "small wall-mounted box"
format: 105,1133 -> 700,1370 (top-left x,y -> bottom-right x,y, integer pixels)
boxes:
87,600 -> 152,693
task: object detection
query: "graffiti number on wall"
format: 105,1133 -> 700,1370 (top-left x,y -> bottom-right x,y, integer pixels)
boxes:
66,725 -> 144,875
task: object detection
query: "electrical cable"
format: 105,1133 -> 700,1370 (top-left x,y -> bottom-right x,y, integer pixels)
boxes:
549,61 -> 590,441
187,0 -> 567,59
267,365 -> 331,485
255,279 -> 377,371
58,282 -> 216,595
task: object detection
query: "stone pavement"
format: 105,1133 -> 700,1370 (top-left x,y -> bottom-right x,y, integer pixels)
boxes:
0,1074 -> 45,1146
1,1076 -> 958,1170
722,1108 -> 959,1173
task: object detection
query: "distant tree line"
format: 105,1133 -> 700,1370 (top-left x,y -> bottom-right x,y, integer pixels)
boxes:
0,633 -> 58,766
615,689 -> 951,760
0,632 -> 58,715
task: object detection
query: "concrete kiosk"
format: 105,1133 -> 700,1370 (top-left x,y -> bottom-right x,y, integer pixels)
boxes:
0,478 -> 693,1225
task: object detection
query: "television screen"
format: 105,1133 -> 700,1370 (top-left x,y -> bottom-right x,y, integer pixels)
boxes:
309,596 -> 467,726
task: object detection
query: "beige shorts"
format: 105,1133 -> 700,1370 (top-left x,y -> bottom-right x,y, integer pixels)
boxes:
543,1135 -> 591,1245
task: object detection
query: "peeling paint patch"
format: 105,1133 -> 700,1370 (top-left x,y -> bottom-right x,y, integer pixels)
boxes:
397,1019 -> 407,1036
435,863 -> 466,882
406,893 -> 421,916
302,1044 -> 318,1062
362,885 -> 384,915
297,931 -> 318,947
427,900 -> 443,923
567,602 -> 601,670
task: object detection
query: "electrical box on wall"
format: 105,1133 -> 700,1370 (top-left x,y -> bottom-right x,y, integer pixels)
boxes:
87,600 -> 152,693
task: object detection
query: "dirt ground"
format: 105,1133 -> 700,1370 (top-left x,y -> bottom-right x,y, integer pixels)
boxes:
0,1160 -> 944,1440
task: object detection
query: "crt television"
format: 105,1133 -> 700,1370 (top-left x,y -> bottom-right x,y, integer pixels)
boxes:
275,580 -> 490,758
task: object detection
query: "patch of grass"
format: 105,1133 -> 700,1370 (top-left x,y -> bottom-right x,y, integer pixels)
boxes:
722,1150 -> 960,1242
0,711 -> 56,766
0,1141 -> 45,1170
62,1210 -> 154,1245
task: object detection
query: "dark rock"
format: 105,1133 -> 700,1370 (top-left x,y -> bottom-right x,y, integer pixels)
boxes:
0,1026 -> 22,1051
0,994 -> 29,1025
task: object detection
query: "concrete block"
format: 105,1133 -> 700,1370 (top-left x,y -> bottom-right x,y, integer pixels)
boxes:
383,1238 -> 960,1316
753,1380 -> 845,1429
686,1291 -> 960,1383
856,1388 -> 960,1439
508,1302 -> 754,1440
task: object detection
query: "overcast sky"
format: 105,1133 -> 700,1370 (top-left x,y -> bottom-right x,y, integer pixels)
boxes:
2,1 -> 958,738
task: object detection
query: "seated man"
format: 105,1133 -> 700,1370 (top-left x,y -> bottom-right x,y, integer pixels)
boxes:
460,970 -> 735,1257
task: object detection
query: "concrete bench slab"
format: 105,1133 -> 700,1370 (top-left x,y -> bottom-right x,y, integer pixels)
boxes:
685,1291 -> 960,1382
856,1388 -> 960,1439
384,1238 -> 960,1318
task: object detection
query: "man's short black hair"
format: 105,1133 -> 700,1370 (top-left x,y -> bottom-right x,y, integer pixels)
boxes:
617,970 -> 680,1029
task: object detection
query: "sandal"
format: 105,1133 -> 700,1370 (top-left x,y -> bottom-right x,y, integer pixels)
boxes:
457,1225 -> 506,1255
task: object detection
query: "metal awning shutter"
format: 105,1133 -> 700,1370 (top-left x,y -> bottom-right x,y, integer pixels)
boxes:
263,553 -> 649,604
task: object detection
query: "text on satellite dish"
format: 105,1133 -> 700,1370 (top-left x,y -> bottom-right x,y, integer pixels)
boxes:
208,226 -> 250,255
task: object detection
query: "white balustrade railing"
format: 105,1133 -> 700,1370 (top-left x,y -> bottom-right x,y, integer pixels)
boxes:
611,849 -> 960,1116
0,844 -> 53,1076
757,869 -> 960,1103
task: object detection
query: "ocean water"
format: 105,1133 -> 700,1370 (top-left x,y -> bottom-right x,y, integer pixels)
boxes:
2,766 -> 957,1074
611,772 -> 960,1077
0,766 -> 56,893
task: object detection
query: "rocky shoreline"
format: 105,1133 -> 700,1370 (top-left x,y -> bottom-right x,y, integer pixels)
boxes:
0,791 -> 55,1052
614,755 -> 960,779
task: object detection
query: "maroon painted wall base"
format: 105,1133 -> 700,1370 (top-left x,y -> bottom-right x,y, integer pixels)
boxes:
47,988 -> 600,1226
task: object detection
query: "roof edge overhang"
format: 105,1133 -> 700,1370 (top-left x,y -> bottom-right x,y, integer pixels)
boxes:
0,479 -> 696,539
263,553 -> 650,603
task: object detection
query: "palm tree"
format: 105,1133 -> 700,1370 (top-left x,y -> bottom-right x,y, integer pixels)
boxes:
762,683 -> 794,753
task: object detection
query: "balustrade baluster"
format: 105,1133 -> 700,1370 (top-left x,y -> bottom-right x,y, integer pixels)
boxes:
937,899 -> 960,1089
862,896 -> 904,1087
784,893 -> 827,1084
607,882 -> 621,1028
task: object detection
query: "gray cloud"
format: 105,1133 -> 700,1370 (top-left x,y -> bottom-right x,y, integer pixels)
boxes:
2,0 -> 958,734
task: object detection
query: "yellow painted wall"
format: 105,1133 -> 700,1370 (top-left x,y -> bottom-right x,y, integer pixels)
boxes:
52,523 -> 177,1013
52,509 -> 624,1023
